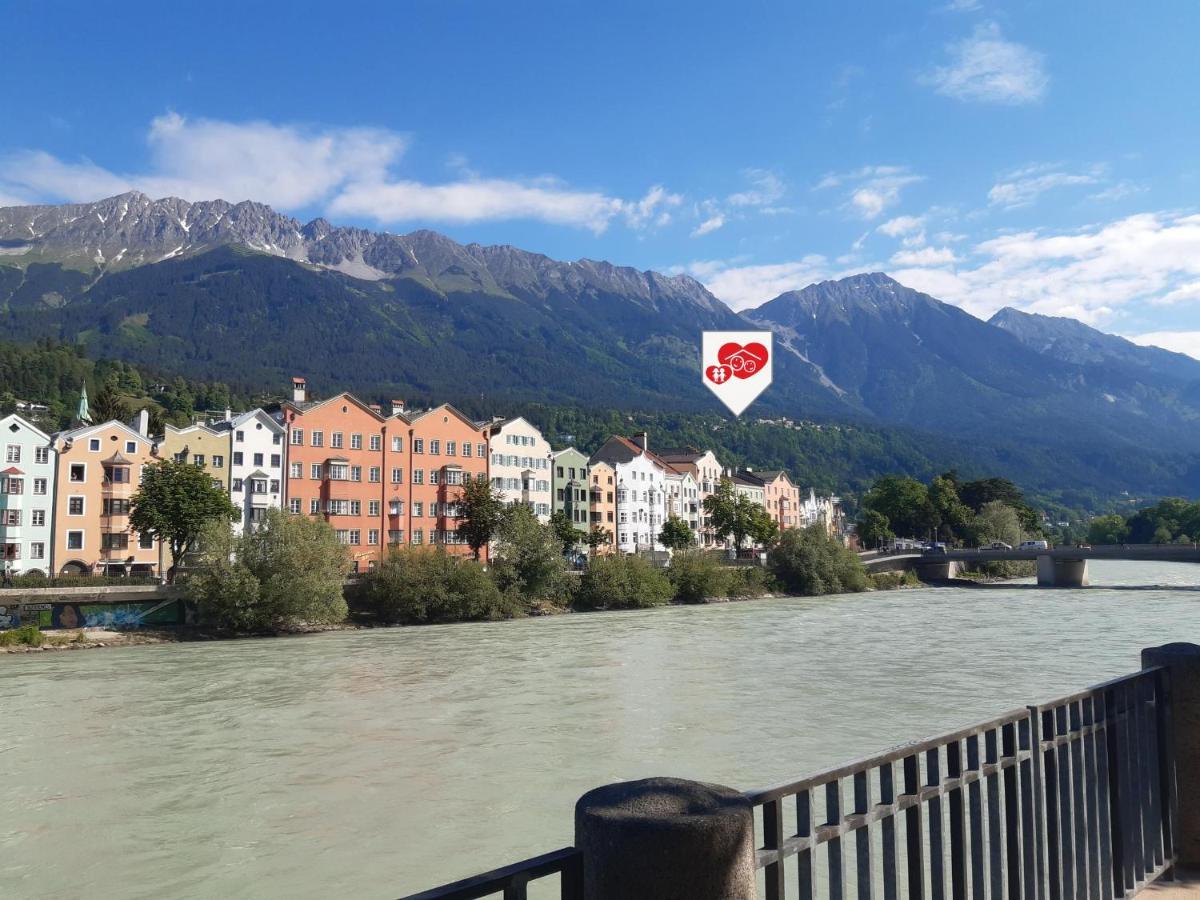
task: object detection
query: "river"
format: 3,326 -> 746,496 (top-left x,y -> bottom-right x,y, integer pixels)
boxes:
3,560 -> 1199,899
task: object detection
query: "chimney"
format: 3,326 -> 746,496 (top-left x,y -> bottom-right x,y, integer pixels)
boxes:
292,377 -> 307,404
136,408 -> 150,437
369,403 -> 382,414
390,399 -> 405,415
633,431 -> 649,452
224,407 -> 232,422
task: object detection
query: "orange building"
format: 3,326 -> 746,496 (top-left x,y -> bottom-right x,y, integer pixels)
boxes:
280,379 -> 400,574
51,420 -> 161,576
398,404 -> 490,559
758,470 -> 801,530
588,460 -> 617,553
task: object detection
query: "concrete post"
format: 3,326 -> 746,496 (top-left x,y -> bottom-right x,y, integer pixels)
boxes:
574,777 -> 756,900
1142,642 -> 1200,869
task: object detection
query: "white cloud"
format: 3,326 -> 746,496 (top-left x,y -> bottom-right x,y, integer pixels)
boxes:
816,165 -> 923,220
988,163 -> 1105,209
943,0 -> 982,10
1151,281 -> 1200,306
878,214 -> 928,247
922,23 -> 1048,105
1088,181 -> 1147,203
684,255 -> 834,310
890,246 -> 958,267
1128,332 -> 1200,361
0,113 -> 676,234
691,214 -> 725,237
727,169 -> 786,208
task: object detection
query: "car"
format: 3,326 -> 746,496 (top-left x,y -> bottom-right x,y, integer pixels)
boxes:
989,541 -> 1013,550
1019,540 -> 1050,550
923,543 -> 948,556
1076,543 -> 1092,550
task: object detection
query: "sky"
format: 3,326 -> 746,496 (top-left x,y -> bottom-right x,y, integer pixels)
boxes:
3,1 -> 1200,356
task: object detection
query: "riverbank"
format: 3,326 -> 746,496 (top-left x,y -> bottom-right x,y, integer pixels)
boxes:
0,627 -> 180,653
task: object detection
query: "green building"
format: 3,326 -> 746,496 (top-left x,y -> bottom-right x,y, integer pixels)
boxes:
551,447 -> 591,536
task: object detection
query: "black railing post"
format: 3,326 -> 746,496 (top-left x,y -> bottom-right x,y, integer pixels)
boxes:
574,777 -> 755,900
1142,643 -> 1200,871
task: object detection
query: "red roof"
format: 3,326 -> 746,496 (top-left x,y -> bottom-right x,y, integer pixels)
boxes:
1,466 -> 23,476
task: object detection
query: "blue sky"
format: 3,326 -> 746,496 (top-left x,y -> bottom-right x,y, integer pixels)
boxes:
4,1 -> 1200,354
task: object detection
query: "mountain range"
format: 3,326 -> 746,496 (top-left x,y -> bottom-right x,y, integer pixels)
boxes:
2,191 -> 1198,496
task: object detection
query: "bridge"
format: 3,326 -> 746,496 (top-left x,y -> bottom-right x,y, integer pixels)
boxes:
861,544 -> 1200,587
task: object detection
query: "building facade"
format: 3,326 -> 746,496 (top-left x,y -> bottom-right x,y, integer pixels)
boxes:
731,471 -> 766,508
664,469 -> 701,544
551,447 -> 591,537
280,384 -> 393,574
401,404 -> 489,558
157,423 -> 231,491
0,414 -> 56,575
588,460 -> 616,553
656,447 -> 725,546
488,417 -> 552,522
217,409 -> 286,534
590,433 -> 668,555
757,470 -> 801,530
51,421 -> 160,576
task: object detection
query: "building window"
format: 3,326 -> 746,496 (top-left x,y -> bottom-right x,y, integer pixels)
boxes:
125,441 -> 137,454
412,469 -> 424,484
29,541 -> 44,560
102,533 -> 129,551
89,438 -> 101,451
270,454 -> 281,468
69,463 -> 85,482
311,431 -> 324,447
270,479 -> 280,493
413,502 -> 423,517
2,510 -> 20,526
477,443 -> 486,458
349,466 -> 361,482
289,498 -> 302,514
462,443 -> 472,458
4,477 -> 22,495
350,433 -> 362,450
31,510 -> 45,527
251,479 -> 268,494
233,452 -> 244,466
369,435 -> 381,451
310,499 -> 320,515
412,529 -> 423,545
291,429 -> 304,445
253,453 -> 264,467
429,470 -> 439,486
391,436 -> 402,452
368,500 -> 380,517
349,529 -> 361,545
139,532 -> 154,550
391,467 -> 403,483
193,454 -> 205,467
290,463 -> 302,478
68,496 -> 84,516
350,500 -> 361,516
368,529 -> 379,545
331,432 -> 344,449
66,530 -> 84,550
232,478 -> 243,491
213,455 -> 224,468
368,466 -> 380,483
413,439 -> 424,454
35,447 -> 49,464
103,499 -> 130,515
273,434 -> 282,445
4,445 -> 18,463
430,440 -> 440,455
334,530 -> 351,545
235,430 -> 245,442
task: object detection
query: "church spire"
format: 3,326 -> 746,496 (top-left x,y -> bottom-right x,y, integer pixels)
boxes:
77,382 -> 91,425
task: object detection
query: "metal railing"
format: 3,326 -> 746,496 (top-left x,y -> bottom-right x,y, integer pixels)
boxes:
749,667 -> 1175,900
402,667 -> 1176,900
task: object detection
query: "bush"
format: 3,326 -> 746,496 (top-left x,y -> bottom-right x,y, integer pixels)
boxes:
668,551 -> 730,604
188,510 -> 351,632
575,554 -> 672,610
491,505 -> 573,608
362,548 -> 519,624
769,526 -> 869,596
868,569 -> 921,590
725,565 -> 773,598
0,625 -> 44,647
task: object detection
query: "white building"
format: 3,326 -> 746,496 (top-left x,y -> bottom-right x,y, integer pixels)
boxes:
0,414 -> 55,575
217,409 -> 287,533
488,417 -> 552,521
665,469 -> 701,544
590,433 -> 669,554
656,447 -> 725,546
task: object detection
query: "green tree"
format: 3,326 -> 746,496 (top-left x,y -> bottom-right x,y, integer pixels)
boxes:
188,510 -> 351,631
491,504 -> 571,606
747,503 -> 780,548
930,475 -> 972,544
862,475 -> 936,540
971,501 -> 1025,548
585,526 -> 612,554
89,380 -> 127,423
769,525 -> 869,596
458,476 -> 506,560
549,510 -> 583,556
575,553 -> 672,610
362,548 -> 515,624
668,550 -> 729,604
856,509 -> 893,549
703,478 -> 739,546
1087,514 -> 1129,545
659,516 -> 696,551
130,460 -> 239,581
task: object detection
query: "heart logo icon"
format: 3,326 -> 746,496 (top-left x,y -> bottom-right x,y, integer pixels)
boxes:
718,341 -> 769,379
705,364 -> 732,385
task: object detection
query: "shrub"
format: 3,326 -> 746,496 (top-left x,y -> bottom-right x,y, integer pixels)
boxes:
575,554 -> 672,610
769,526 -> 869,596
726,565 -> 773,598
0,625 -> 44,647
362,548 -> 518,624
491,505 -> 573,608
668,551 -> 730,604
188,510 -> 351,632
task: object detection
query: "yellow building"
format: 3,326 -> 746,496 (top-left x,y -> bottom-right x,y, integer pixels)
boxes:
156,423 -> 232,489
587,460 -> 617,554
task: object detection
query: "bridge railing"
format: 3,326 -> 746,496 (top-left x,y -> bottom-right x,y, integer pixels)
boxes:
401,648 -> 1190,900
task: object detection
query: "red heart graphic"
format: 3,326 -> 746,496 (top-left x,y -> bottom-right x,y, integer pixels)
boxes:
718,342 -> 769,379
705,364 -> 733,385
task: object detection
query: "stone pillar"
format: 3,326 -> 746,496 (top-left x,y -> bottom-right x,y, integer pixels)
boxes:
574,777 -> 756,900
1142,643 -> 1200,869
1036,555 -> 1089,587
